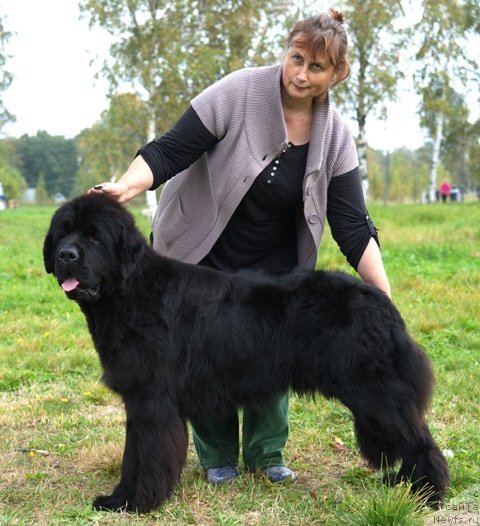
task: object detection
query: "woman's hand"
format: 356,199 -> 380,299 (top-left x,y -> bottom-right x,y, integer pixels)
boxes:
88,156 -> 155,204
88,181 -> 129,203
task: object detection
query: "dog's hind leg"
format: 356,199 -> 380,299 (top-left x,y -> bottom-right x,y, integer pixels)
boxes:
349,398 -> 449,508
354,419 -> 401,469
388,423 -> 450,508
93,397 -> 188,513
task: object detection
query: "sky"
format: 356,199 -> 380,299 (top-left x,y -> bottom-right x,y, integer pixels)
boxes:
2,0 -> 429,151
2,0 -> 110,139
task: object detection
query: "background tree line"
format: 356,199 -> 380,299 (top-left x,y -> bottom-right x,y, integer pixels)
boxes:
0,0 -> 479,204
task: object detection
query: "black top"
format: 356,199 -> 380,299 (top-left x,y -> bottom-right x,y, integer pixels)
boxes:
138,106 -> 378,272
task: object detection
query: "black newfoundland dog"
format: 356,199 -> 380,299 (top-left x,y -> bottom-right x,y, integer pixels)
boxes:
43,194 -> 449,513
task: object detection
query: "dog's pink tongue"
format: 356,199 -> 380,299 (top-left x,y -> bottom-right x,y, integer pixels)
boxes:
61,277 -> 80,292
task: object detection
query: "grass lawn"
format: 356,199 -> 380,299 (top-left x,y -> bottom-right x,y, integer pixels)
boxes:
0,201 -> 479,525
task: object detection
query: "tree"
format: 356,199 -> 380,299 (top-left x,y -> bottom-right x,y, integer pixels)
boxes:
366,146 -> 430,203
414,0 -> 480,200
0,142 -> 26,199
436,87 -> 473,191
466,119 -> 480,189
0,14 -> 14,132
75,93 -> 149,194
35,173 -> 49,204
14,132 -> 78,196
80,0 -> 292,212
336,0 -> 406,199
79,0 -> 289,138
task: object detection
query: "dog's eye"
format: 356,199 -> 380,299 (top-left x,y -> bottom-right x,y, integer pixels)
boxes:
85,226 -> 99,243
59,221 -> 72,238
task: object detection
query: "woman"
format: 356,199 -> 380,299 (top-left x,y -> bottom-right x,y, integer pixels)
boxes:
90,9 -> 391,485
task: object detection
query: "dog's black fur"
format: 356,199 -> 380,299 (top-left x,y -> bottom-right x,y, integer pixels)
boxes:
43,194 -> 449,513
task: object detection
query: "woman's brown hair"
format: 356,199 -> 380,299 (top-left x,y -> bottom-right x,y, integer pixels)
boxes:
287,8 -> 350,87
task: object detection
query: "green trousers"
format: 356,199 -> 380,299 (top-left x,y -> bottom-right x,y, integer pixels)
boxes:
191,393 -> 289,470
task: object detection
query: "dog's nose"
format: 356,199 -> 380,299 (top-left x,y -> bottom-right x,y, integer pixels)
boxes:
58,246 -> 80,262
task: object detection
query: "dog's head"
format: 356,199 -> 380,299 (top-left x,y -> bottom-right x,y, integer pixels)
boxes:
43,194 -> 145,302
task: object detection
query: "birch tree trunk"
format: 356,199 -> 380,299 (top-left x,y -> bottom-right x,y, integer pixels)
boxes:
357,110 -> 369,200
145,116 -> 158,218
429,111 -> 444,202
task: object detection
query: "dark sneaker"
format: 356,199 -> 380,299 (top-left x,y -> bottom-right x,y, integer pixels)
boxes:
264,466 -> 297,483
206,466 -> 239,484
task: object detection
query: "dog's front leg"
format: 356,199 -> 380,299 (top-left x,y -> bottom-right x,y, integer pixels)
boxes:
93,397 -> 188,513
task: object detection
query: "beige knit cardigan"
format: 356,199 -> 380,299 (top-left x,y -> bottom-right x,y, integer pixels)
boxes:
152,64 -> 358,269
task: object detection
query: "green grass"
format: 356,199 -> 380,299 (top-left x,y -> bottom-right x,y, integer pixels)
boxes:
1,201 -> 479,525
337,481 -> 431,526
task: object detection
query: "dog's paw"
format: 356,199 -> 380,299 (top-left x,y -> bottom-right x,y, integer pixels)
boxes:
93,494 -> 155,514
93,494 -> 130,512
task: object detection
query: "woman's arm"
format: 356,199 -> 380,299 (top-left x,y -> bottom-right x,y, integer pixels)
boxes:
89,106 -> 219,203
327,168 -> 391,298
356,237 -> 391,298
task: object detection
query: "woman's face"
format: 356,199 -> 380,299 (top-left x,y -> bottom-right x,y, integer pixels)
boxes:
281,45 -> 337,103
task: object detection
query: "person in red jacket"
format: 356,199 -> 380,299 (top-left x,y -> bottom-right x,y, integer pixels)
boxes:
440,181 -> 451,202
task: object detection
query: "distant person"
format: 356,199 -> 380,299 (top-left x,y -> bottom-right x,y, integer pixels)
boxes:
89,9 -> 391,486
450,186 -> 461,202
440,181 -> 451,203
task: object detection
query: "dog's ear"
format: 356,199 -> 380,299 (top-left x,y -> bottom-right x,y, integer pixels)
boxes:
117,222 -> 145,283
43,226 -> 55,274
